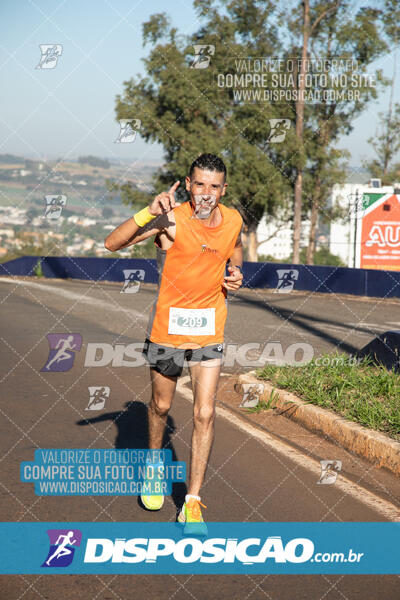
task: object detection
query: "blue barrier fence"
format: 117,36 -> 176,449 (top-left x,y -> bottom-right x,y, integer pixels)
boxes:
1,255 -> 400,298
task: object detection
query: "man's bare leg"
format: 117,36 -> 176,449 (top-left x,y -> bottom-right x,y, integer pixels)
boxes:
148,368 -> 177,449
141,369 -> 177,509
187,358 -> 221,496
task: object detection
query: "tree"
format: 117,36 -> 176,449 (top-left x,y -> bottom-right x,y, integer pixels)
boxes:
78,156 -> 110,169
362,29 -> 400,186
0,153 -> 22,164
112,0 -> 393,263
292,0 -> 311,264
362,103 -> 400,185
358,0 -> 400,185
102,206 -> 114,219
26,207 -> 39,224
304,144 -> 349,265
114,1 -> 295,261
286,0 -> 391,263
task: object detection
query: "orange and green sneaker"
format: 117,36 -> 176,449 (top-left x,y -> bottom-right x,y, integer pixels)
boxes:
177,494 -> 208,536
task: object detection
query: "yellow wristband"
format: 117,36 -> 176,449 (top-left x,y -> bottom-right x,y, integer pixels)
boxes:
133,206 -> 156,228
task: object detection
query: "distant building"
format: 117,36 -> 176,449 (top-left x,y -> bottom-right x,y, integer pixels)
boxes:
257,215 -> 310,260
66,216 -> 97,227
47,232 -> 65,240
66,238 -> 94,254
0,228 -> 15,238
0,206 -> 27,225
20,231 -> 43,241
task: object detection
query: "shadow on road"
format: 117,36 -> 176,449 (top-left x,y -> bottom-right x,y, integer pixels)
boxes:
233,291 -> 366,354
76,401 -> 187,511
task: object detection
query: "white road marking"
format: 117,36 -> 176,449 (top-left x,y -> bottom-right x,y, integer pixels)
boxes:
257,323 -> 381,335
177,375 -> 400,522
0,277 -> 146,321
348,322 -> 387,329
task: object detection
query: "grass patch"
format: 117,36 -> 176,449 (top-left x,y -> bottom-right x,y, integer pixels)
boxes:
255,352 -> 400,441
33,259 -> 44,277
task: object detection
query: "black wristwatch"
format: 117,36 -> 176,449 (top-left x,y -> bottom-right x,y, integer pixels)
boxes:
233,265 -> 243,274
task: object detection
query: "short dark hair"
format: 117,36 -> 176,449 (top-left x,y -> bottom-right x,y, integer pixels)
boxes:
189,153 -> 227,181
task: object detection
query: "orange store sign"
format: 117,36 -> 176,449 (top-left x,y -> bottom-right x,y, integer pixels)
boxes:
358,193 -> 400,271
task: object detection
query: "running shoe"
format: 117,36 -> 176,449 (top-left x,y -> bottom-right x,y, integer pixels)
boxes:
177,495 -> 208,536
140,461 -> 165,511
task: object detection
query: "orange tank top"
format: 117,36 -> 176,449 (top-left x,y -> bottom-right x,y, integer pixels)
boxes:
146,201 -> 243,348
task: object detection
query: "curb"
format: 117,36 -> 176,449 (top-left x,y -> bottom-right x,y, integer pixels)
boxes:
235,371 -> 400,477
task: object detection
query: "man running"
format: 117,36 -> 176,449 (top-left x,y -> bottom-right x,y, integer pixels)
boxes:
105,154 -> 243,534
45,335 -> 77,371
45,531 -> 77,566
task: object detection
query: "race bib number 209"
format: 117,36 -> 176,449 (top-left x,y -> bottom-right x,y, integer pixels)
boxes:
168,307 -> 215,336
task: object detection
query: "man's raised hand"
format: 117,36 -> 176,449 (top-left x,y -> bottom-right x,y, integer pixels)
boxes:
149,181 -> 180,216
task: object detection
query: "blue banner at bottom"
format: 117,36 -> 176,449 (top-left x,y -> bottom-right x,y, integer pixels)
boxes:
1,522 -> 398,574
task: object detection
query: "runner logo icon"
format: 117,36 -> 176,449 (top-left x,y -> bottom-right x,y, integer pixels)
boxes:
86,386 -> 110,410
121,269 -> 145,293
267,119 -> 291,143
36,44 -> 63,69
115,119 -> 141,144
42,529 -> 82,567
275,269 -> 299,293
239,383 -> 264,408
41,333 -> 82,372
190,45 -> 215,69
44,194 -> 67,220
317,460 -> 342,485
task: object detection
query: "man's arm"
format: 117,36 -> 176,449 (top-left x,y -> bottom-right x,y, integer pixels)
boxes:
104,181 -> 180,252
228,244 -> 243,269
222,229 -> 243,291
230,224 -> 244,267
104,213 -> 170,252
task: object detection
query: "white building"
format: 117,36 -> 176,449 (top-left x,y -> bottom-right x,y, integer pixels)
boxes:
67,215 -> 97,227
0,206 -> 27,225
257,214 -> 310,260
0,228 -> 15,238
66,238 -> 95,254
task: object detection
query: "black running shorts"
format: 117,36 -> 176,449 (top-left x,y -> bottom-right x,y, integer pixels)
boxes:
142,338 -> 223,378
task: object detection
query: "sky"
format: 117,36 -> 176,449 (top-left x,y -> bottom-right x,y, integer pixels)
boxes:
0,0 -> 399,170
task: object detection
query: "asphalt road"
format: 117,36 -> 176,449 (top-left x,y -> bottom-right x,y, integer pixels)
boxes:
1,276 -> 400,599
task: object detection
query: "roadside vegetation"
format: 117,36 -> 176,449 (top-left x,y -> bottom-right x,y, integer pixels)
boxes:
255,353 -> 400,441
